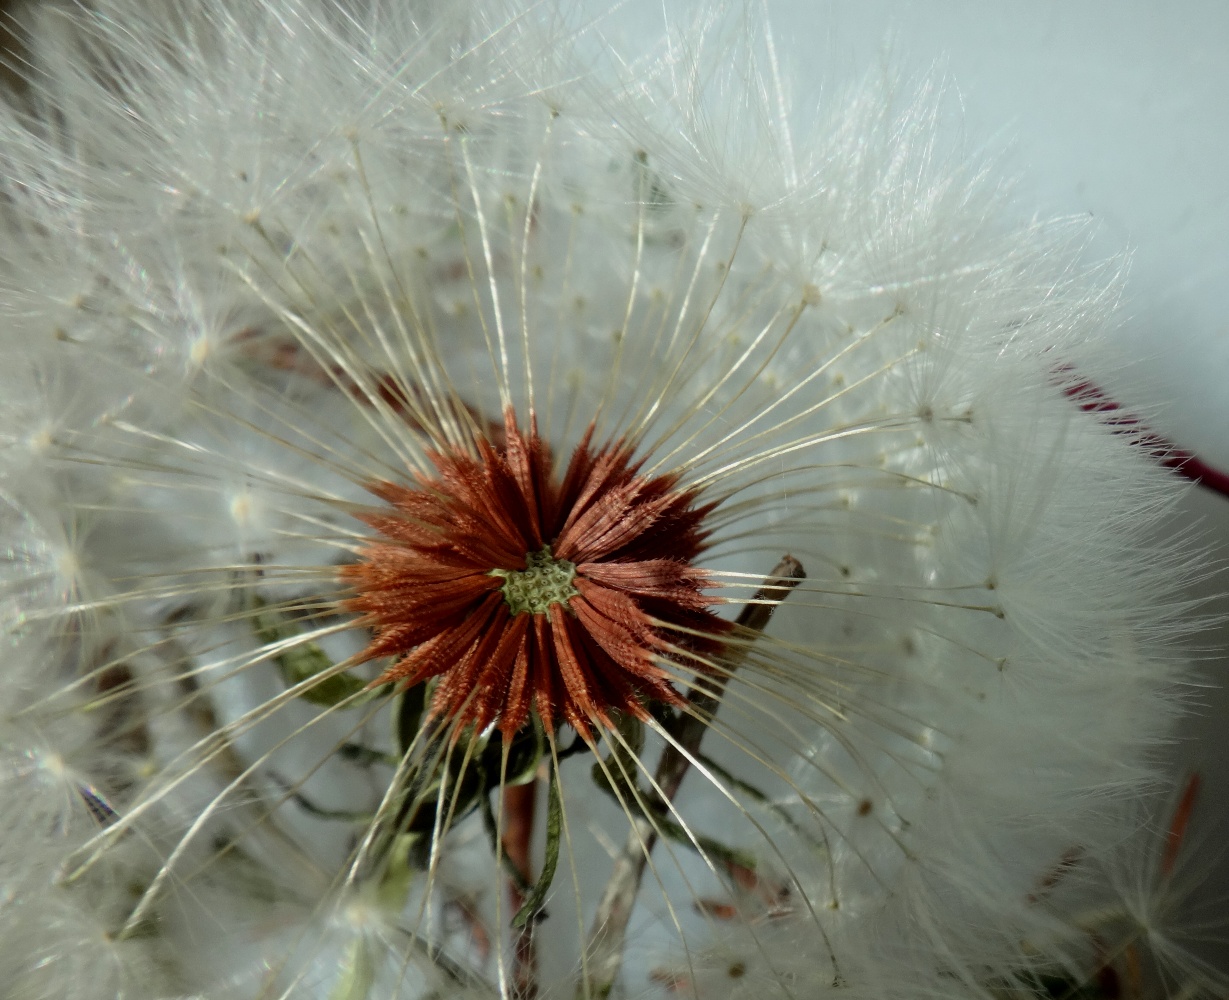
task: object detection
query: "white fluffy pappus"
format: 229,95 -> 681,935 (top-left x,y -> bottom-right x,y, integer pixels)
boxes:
0,1 -> 1214,998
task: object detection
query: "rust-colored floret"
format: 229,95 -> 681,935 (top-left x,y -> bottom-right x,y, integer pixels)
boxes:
342,407 -> 730,738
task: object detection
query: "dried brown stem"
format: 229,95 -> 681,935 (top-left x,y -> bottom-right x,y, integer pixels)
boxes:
580,555 -> 806,999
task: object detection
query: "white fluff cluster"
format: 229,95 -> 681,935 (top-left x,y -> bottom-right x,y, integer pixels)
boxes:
0,1 -> 1214,998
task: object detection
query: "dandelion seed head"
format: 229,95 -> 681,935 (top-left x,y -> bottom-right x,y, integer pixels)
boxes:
0,0 -> 1216,996
345,406 -> 730,738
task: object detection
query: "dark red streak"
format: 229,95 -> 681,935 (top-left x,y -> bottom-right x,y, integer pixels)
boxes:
1062,377 -> 1229,498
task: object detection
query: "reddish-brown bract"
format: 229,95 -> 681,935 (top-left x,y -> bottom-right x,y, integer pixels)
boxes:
342,408 -> 730,738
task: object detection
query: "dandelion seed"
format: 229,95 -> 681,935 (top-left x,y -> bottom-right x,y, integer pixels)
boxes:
1073,774 -> 1229,1000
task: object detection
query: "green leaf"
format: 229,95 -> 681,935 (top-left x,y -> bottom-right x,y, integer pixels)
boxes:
378,831 -> 421,908
250,596 -> 366,706
279,643 -> 367,706
512,769 -> 561,928
328,936 -> 377,1000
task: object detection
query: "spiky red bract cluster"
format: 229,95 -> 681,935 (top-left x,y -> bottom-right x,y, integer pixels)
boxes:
342,407 -> 730,738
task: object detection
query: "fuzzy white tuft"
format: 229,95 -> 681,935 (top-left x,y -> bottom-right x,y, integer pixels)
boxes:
0,1 -> 1214,998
